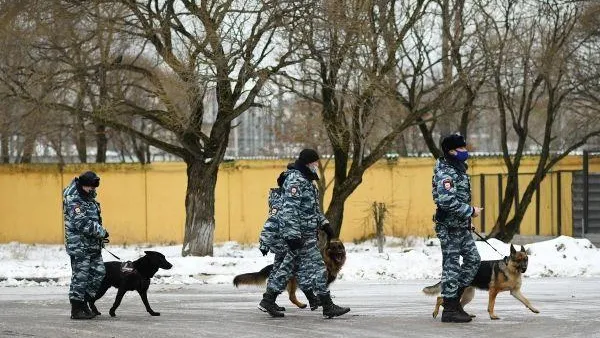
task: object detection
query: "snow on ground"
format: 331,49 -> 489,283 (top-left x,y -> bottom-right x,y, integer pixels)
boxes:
0,236 -> 599,287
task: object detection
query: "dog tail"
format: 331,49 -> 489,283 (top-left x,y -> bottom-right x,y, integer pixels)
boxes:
233,264 -> 273,287
422,281 -> 442,295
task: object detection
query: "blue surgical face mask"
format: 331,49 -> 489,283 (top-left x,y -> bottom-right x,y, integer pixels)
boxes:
308,163 -> 319,174
454,150 -> 469,162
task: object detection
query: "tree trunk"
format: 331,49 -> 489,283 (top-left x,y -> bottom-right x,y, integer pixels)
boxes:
144,144 -> 151,164
182,159 -> 218,256
488,172 -> 518,240
95,124 -> 107,163
325,196 -> 346,238
74,115 -> 87,163
438,0 -> 454,136
417,118 -> 443,159
0,132 -> 9,163
131,135 -> 147,164
373,202 -> 387,253
49,139 -> 65,165
325,170 -> 364,238
323,143 -> 349,237
20,133 -> 35,163
492,174 -> 544,242
397,133 -> 409,157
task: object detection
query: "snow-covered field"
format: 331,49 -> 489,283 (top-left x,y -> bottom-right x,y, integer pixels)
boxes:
1,235 -> 598,287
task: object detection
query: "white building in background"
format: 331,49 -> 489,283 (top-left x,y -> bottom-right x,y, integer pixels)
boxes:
227,107 -> 279,158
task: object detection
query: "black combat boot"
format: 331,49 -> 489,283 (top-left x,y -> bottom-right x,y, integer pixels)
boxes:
274,303 -> 286,312
441,298 -> 472,323
83,294 -> 97,318
302,289 -> 320,311
70,300 -> 94,320
455,286 -> 474,318
258,289 -> 284,317
319,293 -> 350,318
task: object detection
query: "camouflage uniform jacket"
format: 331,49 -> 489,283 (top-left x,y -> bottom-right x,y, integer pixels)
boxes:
279,169 -> 327,243
259,187 -> 286,254
63,178 -> 107,256
432,158 -> 473,228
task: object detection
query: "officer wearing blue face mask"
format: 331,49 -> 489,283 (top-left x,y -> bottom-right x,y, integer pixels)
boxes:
432,134 -> 482,323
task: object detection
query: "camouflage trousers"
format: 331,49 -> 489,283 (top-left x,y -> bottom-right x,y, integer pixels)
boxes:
435,224 -> 481,299
268,250 -> 314,293
261,236 -> 313,290
267,239 -> 328,296
69,253 -> 106,301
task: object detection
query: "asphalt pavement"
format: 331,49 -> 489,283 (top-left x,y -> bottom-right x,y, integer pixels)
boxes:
0,278 -> 598,338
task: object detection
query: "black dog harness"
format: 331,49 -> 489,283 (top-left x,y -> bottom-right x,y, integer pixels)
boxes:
120,261 -> 138,275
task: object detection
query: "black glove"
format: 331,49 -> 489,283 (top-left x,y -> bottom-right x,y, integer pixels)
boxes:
260,247 -> 269,256
321,222 -> 334,240
286,238 -> 303,251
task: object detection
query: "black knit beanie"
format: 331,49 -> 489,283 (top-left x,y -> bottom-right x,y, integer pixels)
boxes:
297,149 -> 320,165
78,171 -> 100,187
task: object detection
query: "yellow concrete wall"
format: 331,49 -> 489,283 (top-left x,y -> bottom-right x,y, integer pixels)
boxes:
0,165 -> 64,244
0,156 -> 598,244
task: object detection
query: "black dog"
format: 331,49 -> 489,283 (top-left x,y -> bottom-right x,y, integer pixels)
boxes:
89,250 -> 173,317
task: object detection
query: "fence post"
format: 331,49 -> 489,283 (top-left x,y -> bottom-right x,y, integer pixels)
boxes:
497,174 -> 503,213
480,175 -> 486,233
557,172 -> 562,236
535,182 -> 540,235
583,150 -> 588,237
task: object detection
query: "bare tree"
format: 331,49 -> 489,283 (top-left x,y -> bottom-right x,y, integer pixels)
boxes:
479,0 -> 600,241
1,0 -> 308,255
416,0 -> 491,157
112,1 -> 307,255
278,0 -> 476,236
270,96 -> 334,210
0,0 -> 299,252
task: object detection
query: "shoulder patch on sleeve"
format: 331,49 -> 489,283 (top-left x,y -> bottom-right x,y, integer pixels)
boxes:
73,205 -> 82,214
290,186 -> 299,196
442,178 -> 454,190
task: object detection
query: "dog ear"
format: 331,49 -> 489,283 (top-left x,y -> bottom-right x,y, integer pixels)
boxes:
520,245 -> 526,253
510,244 -> 516,255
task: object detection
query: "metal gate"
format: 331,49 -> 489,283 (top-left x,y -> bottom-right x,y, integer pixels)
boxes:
572,171 -> 600,236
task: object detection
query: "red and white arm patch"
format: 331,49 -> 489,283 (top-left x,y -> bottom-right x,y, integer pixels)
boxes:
71,203 -> 83,215
289,186 -> 299,196
442,178 -> 454,191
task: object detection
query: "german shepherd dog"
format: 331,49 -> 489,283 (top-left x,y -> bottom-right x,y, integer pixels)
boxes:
233,239 -> 346,309
89,251 -> 173,317
422,244 -> 539,320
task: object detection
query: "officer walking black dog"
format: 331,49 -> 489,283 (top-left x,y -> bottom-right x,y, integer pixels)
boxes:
63,171 -> 109,319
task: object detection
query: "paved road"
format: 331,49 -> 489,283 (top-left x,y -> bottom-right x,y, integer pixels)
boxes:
0,278 -> 598,338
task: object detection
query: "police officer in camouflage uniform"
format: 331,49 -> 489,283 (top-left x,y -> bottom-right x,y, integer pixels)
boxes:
63,171 -> 109,320
258,149 -> 350,318
432,134 -> 482,323
258,172 -> 321,313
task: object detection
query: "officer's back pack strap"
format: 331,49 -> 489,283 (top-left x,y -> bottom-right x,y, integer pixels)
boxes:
277,170 -> 290,187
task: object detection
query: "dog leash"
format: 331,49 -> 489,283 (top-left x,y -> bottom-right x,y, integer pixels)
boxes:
470,227 -> 504,258
102,239 -> 121,260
